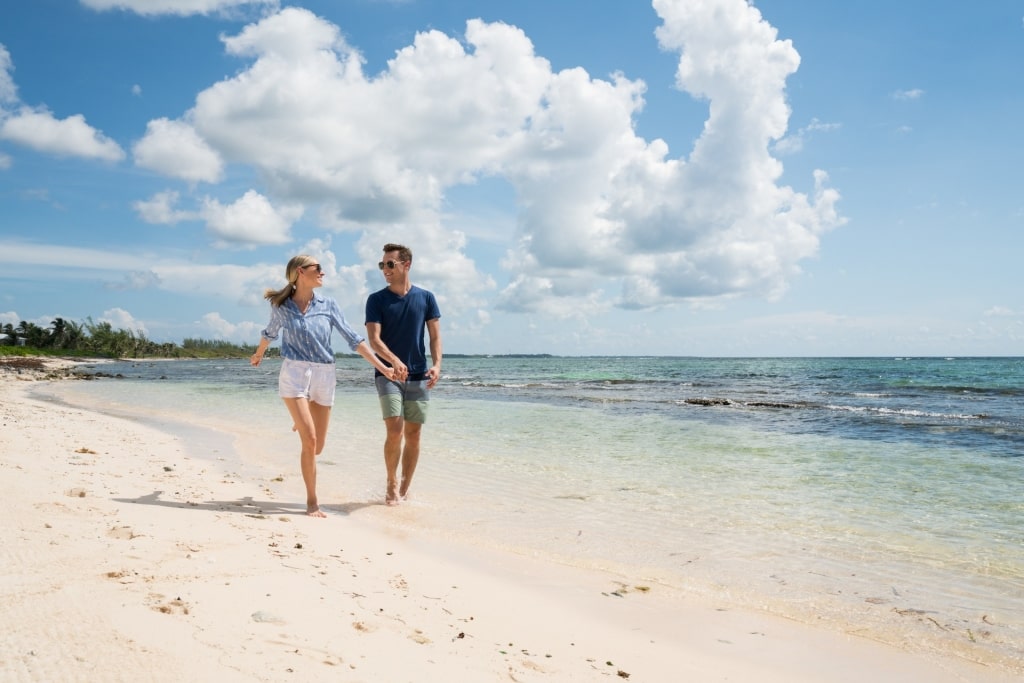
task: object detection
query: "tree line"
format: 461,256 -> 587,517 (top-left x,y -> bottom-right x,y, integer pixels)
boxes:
0,317 -> 259,359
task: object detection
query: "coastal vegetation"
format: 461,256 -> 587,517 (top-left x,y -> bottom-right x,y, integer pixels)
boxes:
0,317 -> 259,359
1,317 -> 561,361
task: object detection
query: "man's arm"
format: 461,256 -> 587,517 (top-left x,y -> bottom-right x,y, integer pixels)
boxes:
425,317 -> 442,388
365,321 -> 408,380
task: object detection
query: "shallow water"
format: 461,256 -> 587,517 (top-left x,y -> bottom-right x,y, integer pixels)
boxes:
35,356 -> 1024,670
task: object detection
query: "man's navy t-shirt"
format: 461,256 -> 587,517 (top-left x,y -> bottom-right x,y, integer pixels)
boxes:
365,285 -> 441,380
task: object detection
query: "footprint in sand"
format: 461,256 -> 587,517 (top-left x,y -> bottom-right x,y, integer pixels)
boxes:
251,610 -> 286,624
106,525 -> 137,540
104,570 -> 138,584
408,630 -> 431,644
149,595 -> 189,615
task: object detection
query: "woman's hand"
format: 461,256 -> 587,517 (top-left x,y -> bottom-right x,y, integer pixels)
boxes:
390,360 -> 409,381
250,353 -> 263,367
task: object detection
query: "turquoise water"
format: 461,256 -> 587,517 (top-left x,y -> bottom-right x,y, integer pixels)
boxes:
36,356 -> 1024,670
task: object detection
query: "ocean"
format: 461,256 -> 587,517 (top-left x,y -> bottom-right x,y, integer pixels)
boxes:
34,355 -> 1024,670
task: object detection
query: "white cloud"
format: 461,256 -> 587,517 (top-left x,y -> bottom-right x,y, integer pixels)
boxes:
0,240 -> 140,271
0,45 -> 18,104
197,311 -> 261,340
108,270 -> 162,291
893,88 -> 924,101
133,118 -> 223,183
0,45 -> 123,162
200,189 -> 301,246
135,0 -> 843,319
148,261 -> 280,306
100,307 -> 148,337
497,0 -> 844,311
0,152 -> 10,170
79,0 -> 277,17
774,117 -> 841,155
134,190 -> 198,224
0,108 -> 125,161
0,239 -> 286,313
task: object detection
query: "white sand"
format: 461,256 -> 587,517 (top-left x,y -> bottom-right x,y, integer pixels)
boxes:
1,359 -> 1018,682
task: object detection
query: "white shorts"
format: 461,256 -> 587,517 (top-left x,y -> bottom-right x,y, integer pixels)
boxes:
278,359 -> 336,406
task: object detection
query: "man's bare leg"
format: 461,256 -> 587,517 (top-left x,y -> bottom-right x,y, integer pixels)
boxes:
398,422 -> 422,500
383,416 -> 405,505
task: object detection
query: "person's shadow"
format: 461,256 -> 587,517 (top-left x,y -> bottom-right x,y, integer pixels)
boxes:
114,491 -> 378,516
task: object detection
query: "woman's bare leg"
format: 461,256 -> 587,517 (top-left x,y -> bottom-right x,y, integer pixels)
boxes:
309,401 -> 332,456
283,397 -> 326,517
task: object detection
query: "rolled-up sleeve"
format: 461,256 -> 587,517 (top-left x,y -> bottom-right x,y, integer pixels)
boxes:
329,299 -> 365,351
261,304 -> 284,342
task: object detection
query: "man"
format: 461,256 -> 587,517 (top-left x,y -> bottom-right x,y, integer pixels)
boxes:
365,243 -> 442,505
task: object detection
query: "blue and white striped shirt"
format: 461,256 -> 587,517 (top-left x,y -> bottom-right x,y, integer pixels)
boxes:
261,292 -> 364,364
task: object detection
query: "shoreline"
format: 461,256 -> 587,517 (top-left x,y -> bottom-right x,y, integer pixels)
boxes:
2,359 -> 1020,681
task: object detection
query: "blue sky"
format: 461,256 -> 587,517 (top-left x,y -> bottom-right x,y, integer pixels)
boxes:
1,0 -> 1022,356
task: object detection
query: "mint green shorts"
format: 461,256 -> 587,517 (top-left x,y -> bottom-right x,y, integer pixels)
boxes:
375,376 -> 429,424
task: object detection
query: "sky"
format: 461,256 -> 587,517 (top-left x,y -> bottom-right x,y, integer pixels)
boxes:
1,0 -> 1022,357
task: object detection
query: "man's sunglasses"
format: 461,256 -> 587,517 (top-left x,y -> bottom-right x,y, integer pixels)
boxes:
378,260 -> 406,270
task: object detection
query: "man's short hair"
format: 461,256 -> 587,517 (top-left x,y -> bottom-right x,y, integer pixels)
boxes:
383,243 -> 412,263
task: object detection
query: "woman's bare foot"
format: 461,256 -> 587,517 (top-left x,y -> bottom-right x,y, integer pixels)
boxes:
385,481 -> 400,506
307,501 -> 326,518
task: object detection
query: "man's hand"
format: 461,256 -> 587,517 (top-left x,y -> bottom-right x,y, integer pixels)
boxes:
391,360 -> 409,382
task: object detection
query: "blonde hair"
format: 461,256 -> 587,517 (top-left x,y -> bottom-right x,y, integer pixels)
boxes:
264,254 -> 317,308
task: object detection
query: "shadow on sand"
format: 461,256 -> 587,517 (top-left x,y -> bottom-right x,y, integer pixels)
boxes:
113,491 -> 380,517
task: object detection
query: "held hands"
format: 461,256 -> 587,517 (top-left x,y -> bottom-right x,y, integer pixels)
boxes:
390,360 -> 410,382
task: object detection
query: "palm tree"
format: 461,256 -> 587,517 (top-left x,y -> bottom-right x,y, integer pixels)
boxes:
63,319 -> 85,350
48,317 -> 68,348
16,320 -> 47,348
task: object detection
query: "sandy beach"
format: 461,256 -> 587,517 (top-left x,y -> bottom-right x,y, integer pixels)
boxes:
1,358 -> 1018,682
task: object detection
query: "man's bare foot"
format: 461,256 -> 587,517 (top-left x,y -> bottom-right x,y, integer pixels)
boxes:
307,502 -> 326,518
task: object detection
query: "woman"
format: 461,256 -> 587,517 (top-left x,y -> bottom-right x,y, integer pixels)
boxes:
251,254 -> 394,517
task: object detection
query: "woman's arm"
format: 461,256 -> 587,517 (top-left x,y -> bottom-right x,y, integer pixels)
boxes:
354,340 -> 395,379
252,304 -> 283,366
250,337 -> 271,366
